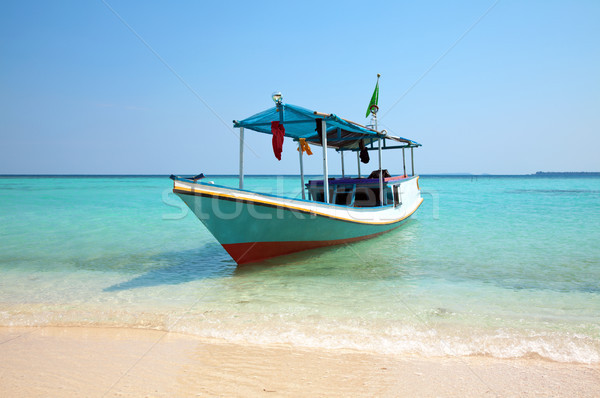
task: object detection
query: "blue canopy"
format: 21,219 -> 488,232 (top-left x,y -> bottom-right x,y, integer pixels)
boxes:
233,103 -> 420,150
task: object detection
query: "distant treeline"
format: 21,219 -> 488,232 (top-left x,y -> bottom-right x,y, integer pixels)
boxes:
535,171 -> 600,176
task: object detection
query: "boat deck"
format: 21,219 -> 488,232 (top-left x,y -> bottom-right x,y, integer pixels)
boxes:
306,174 -> 409,186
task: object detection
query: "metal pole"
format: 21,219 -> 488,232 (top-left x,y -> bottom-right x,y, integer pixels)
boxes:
402,148 -> 406,177
341,151 -> 345,178
239,127 -> 244,189
299,142 -> 305,200
378,137 -> 383,205
322,119 -> 329,203
357,151 -> 361,178
411,147 -> 415,176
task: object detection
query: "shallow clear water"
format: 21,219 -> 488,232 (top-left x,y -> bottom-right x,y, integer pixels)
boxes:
1,175 -> 599,363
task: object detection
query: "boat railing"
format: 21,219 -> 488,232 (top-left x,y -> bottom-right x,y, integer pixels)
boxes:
306,176 -> 406,207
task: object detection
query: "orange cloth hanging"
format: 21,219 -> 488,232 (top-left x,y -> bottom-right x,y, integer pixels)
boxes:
297,138 -> 313,155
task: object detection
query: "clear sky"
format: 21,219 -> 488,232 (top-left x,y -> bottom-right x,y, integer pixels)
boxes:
1,0 -> 599,175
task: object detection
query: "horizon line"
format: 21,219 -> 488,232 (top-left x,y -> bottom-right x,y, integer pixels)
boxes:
1,172 -> 599,178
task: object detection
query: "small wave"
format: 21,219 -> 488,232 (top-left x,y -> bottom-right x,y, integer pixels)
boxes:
4,309 -> 597,364
165,314 -> 600,364
168,324 -> 600,364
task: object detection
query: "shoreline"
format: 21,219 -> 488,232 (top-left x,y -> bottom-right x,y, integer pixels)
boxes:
1,326 -> 598,397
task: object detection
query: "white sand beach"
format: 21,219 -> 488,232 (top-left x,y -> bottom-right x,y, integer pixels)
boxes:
1,326 -> 598,397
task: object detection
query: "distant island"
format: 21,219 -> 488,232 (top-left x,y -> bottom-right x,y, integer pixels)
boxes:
535,171 -> 600,176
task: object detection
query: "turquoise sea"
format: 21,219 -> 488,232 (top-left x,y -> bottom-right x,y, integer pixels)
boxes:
1,175 -> 599,363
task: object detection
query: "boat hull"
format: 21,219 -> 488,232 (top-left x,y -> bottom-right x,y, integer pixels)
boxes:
173,177 -> 422,264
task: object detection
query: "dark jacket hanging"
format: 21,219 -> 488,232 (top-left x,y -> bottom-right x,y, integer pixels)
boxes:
315,118 -> 323,144
359,139 -> 370,164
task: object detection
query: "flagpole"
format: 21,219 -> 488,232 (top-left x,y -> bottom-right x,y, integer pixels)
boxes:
366,74 -> 384,204
366,74 -> 380,131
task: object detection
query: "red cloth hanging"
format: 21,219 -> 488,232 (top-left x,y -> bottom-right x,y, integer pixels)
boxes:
271,121 -> 285,160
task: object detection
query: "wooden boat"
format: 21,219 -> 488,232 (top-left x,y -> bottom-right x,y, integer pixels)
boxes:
171,95 -> 422,264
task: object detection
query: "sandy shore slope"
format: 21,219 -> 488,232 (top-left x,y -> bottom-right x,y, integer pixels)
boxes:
1,327 -> 598,397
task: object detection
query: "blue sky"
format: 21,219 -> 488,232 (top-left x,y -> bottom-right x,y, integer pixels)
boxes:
1,0 -> 598,175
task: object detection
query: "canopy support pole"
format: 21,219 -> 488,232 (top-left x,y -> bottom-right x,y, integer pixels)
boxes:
322,119 -> 329,203
341,151 -> 345,178
378,137 -> 383,205
299,142 -> 305,200
402,148 -> 406,177
239,127 -> 244,189
411,147 -> 415,176
357,151 -> 361,178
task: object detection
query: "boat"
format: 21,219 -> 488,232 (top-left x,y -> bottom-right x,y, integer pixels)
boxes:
171,89 -> 423,265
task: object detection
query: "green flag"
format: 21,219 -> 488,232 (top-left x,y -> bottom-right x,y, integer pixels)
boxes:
365,74 -> 380,118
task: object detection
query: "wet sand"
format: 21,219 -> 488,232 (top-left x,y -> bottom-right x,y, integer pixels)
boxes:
1,326 -> 598,397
